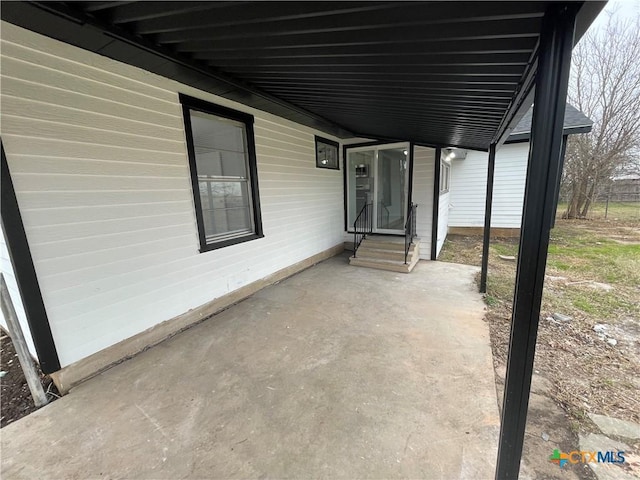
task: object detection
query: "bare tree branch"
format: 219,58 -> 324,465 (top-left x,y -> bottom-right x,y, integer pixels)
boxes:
562,9 -> 640,218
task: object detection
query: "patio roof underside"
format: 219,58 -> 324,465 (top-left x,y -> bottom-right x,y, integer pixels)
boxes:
2,1 -> 602,151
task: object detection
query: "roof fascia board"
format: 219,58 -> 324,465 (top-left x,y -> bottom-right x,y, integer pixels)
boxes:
506,124 -> 594,143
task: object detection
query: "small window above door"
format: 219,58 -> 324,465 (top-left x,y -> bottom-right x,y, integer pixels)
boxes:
315,136 -> 339,170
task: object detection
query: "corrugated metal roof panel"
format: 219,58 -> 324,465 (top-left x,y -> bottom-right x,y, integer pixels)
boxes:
1,1 -> 604,150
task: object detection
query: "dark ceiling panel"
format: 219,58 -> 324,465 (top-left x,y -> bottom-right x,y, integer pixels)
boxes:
108,2 -> 242,24
249,77 -> 521,88
169,17 -> 542,50
205,53 -> 532,69
147,3 -> 544,43
135,2 -> 408,36
81,1 -> 135,13
258,83 -> 520,95
188,37 -> 539,59
276,96 -> 512,112
1,1 -> 605,150
223,65 -> 527,76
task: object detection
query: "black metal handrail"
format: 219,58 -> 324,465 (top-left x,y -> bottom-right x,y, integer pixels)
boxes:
353,203 -> 372,258
404,203 -> 417,264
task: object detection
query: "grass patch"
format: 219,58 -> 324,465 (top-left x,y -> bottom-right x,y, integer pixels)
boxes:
566,289 -> 639,319
556,201 -> 640,222
438,216 -> 640,426
546,229 -> 640,286
572,295 -> 598,315
551,261 -> 571,271
492,242 -> 519,257
484,295 -> 499,307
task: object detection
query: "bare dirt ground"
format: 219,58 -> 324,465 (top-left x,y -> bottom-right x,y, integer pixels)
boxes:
0,331 -> 59,428
439,212 -> 640,478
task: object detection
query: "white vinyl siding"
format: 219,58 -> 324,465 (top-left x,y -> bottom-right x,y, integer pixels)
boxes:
0,22 -> 344,367
411,146 -> 436,260
439,162 -> 451,193
437,190 -> 450,257
0,224 -> 38,359
448,143 -> 529,229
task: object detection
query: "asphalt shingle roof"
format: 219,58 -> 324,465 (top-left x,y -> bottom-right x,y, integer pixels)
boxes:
509,104 -> 593,140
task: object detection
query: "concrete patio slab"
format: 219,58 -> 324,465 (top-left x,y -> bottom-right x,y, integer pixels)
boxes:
1,254 -> 499,479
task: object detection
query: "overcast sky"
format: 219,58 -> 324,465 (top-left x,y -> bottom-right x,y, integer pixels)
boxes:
589,0 -> 639,32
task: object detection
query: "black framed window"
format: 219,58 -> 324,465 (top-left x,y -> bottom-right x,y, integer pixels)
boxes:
180,94 -> 263,252
315,136 -> 339,169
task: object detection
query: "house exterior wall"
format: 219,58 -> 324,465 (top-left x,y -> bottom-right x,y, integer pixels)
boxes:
0,224 -> 38,359
436,188 -> 450,257
0,22 -> 345,368
448,143 -> 529,229
411,146 -> 436,259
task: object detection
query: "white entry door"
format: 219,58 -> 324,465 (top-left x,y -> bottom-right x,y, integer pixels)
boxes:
346,142 -> 410,234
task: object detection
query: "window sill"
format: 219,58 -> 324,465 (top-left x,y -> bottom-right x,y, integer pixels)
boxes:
199,233 -> 264,253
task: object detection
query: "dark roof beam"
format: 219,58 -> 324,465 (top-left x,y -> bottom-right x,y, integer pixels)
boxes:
223,64 -> 526,76
260,81 -> 517,93
108,2 -> 241,24
166,17 -> 541,47
281,91 -> 513,103
263,91 -> 510,111
243,73 -> 523,83
297,107 -> 502,128
281,104 -> 506,120
149,4 -> 543,40
318,106 -> 501,124
277,92 -> 513,107
258,78 -> 520,87
136,2 -> 418,35
188,37 -> 538,58
272,85 -> 516,96
285,95 -> 510,111
81,1 -> 134,13
283,96 -> 512,111
205,53 -> 531,69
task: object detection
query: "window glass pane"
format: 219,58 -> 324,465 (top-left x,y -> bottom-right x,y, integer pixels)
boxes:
376,147 -> 407,230
316,139 -> 339,169
199,181 -> 250,209
347,149 -> 375,226
190,111 -> 248,178
199,181 -> 252,238
202,207 -> 252,238
193,149 -> 247,178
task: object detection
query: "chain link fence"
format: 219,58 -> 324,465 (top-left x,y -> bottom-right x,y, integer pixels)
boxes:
558,191 -> 640,222
597,192 -> 640,220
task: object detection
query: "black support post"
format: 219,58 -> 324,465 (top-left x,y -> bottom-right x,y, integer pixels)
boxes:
1,142 -> 60,373
479,143 -> 497,293
550,135 -> 568,228
495,4 -> 577,480
430,148 -> 441,260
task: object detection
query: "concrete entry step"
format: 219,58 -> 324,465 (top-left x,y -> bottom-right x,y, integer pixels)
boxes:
349,255 -> 420,273
358,235 -> 418,250
350,237 -> 421,273
356,244 -> 417,262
